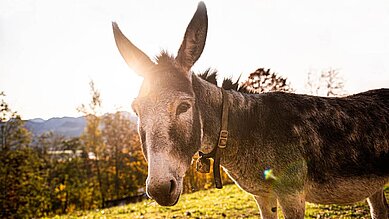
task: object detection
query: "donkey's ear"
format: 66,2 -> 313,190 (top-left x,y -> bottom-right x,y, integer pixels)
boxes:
112,22 -> 155,77
176,2 -> 208,73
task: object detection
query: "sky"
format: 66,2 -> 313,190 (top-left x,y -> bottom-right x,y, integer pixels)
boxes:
1,0 -> 389,120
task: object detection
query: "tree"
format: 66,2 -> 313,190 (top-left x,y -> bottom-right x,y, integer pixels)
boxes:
31,132 -> 65,157
0,92 -> 31,151
305,69 -> 346,97
240,68 -> 293,93
102,112 -> 147,200
78,81 -> 107,208
45,137 -> 93,213
0,148 -> 51,218
0,92 -> 50,218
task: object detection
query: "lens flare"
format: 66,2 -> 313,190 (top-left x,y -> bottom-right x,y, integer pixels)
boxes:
263,168 -> 277,180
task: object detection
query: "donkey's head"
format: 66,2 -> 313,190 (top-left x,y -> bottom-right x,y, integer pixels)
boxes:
113,2 -> 208,206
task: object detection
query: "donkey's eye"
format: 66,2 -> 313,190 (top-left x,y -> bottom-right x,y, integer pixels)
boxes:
176,102 -> 191,115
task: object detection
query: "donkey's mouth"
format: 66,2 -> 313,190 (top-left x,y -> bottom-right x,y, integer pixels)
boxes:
151,190 -> 181,206
146,177 -> 183,206
171,194 -> 180,205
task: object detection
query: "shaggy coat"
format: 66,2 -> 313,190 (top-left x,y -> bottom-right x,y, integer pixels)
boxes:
113,2 -> 389,218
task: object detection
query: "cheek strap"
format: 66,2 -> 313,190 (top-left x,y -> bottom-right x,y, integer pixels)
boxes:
196,89 -> 229,189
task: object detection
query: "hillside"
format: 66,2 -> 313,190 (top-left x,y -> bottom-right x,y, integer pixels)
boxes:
25,116 -> 86,138
24,112 -> 137,138
49,184 -> 389,219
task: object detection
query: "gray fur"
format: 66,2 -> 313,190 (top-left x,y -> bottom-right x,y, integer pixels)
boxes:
113,2 -> 389,218
193,76 -> 389,218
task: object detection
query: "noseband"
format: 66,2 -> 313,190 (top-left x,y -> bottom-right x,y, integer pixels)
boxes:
196,89 -> 229,189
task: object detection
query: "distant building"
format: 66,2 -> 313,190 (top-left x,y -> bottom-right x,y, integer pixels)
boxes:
47,149 -> 88,161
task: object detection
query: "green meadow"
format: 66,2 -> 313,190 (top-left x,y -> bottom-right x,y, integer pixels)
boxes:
49,184 -> 389,219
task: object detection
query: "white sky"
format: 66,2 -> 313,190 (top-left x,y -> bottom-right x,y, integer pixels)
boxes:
1,0 -> 389,120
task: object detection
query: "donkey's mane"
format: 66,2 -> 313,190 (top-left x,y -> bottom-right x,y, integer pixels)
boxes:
198,69 -> 249,92
156,51 -> 249,92
198,68 -> 291,94
156,51 -> 175,65
156,51 -> 257,93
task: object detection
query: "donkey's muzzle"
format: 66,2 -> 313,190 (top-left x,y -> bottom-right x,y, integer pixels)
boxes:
146,178 -> 179,206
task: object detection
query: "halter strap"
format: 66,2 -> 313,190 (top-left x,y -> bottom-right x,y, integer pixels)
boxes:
218,89 -> 229,149
197,89 -> 229,189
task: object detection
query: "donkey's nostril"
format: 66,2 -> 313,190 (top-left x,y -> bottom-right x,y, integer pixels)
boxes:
169,179 -> 177,194
146,178 -> 180,206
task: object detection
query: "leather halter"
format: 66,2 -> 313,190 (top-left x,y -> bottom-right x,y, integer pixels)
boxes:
196,89 -> 229,189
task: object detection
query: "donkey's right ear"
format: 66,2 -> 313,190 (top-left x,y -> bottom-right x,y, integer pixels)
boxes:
176,2 -> 208,73
112,22 -> 155,77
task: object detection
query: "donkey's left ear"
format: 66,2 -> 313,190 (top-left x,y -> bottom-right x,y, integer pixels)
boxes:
176,2 -> 208,74
112,22 -> 155,77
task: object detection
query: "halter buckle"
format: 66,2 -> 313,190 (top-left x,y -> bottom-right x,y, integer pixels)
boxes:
218,130 -> 228,148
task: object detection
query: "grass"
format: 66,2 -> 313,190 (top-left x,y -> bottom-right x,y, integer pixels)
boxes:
49,184 -> 389,219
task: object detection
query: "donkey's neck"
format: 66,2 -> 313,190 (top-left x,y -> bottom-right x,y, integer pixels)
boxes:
192,74 -> 263,166
192,74 -> 223,152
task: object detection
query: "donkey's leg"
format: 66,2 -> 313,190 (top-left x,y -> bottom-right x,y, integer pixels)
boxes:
277,192 -> 305,219
367,189 -> 388,219
253,193 -> 277,219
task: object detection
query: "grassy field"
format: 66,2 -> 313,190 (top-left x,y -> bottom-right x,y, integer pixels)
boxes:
50,184 -> 389,219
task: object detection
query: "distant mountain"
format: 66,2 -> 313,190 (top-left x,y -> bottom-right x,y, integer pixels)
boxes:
25,116 -> 86,138
25,112 -> 137,138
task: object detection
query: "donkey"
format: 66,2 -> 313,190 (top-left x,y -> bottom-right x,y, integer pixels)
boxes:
112,2 -> 389,218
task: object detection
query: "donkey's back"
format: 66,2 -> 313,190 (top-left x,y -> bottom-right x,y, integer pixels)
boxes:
289,89 -> 389,180
273,89 -> 389,206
